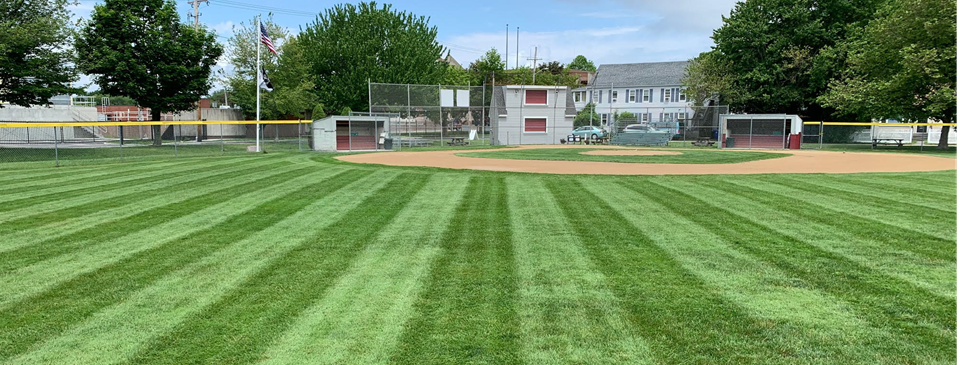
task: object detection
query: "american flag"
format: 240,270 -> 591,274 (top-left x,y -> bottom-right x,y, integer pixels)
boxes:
260,23 -> 278,56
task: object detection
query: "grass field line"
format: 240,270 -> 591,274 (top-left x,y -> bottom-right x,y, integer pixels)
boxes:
391,176 -> 523,364
0,166 -> 335,309
788,175 -> 953,211
587,178 -> 897,363
720,176 -> 956,243
0,158 -> 204,193
253,174 -> 469,365
0,161 -> 299,262
668,178 -> 956,299
1,171 -> 394,365
506,176 -> 654,365
0,163 -> 313,251
768,175 -> 954,217
838,173 -> 957,195
0,156 -> 254,203
543,177 -> 797,363
124,174 -> 428,364
0,157 -> 200,185
821,174 -> 956,204
0,159 -> 292,252
633,180 -> 956,359
0,158 -> 278,219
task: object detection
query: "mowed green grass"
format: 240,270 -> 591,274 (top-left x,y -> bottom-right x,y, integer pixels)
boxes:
0,152 -> 955,364
458,148 -> 789,164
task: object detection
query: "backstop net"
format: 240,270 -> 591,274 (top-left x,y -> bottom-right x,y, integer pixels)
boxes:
369,82 -> 490,148
606,105 -> 729,147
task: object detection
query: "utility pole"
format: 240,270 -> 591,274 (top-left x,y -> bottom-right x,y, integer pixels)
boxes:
189,0 -> 208,142
527,47 -> 540,83
505,24 -> 509,70
515,27 -> 519,69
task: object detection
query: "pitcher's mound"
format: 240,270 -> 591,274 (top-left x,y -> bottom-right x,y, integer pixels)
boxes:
581,150 -> 682,156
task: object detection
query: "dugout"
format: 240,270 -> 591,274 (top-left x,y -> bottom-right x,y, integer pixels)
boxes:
719,114 -> 803,149
311,115 -> 391,152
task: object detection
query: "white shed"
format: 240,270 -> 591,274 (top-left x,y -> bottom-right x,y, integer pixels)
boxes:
311,115 -> 391,152
489,85 -> 577,145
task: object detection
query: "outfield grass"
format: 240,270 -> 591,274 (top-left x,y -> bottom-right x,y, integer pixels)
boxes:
458,148 -> 789,164
0,151 -> 955,364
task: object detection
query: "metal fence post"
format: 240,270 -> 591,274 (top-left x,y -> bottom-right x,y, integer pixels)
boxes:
53,125 -> 59,167
174,124 -> 179,157
298,120 -> 302,151
819,121 -> 824,149
749,117 -> 753,149
220,123 -> 225,155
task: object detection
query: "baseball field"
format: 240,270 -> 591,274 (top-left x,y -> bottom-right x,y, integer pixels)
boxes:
0,148 -> 955,364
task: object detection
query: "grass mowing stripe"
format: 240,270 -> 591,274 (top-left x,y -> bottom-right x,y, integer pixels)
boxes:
0,162 -> 298,272
766,175 -> 952,216
0,157 -> 248,203
0,158 -> 192,185
506,175 -> 654,365
586,178 -> 903,364
670,178 -> 956,300
721,175 -> 956,242
0,168 -> 365,361
0,166 -> 327,308
843,174 -> 957,196
631,180 -> 957,359
391,176 -> 522,365
0,161 -> 302,250
254,174 -> 469,365
125,173 -> 429,365
707,177 -> 955,262
8,171 -> 398,365
0,157 -> 270,212
0,158 -> 280,245
0,158 -> 212,195
821,174 -> 956,204
543,177 -> 791,364
793,175 -> 952,210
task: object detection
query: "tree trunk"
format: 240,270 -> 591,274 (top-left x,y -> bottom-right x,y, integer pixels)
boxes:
938,125 -> 951,149
151,109 -> 163,147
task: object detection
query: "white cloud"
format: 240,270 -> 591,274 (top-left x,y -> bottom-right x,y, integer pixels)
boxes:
212,21 -> 235,36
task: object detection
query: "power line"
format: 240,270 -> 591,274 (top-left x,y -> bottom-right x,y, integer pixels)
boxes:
209,0 -> 316,17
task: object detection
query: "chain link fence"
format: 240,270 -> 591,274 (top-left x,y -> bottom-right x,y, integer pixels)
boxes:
0,121 -> 311,168
369,82 -> 490,148
601,105 -> 728,147
800,122 -> 958,151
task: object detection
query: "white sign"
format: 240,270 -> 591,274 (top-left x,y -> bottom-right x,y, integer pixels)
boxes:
456,90 -> 470,107
468,129 -> 477,140
440,89 -> 454,107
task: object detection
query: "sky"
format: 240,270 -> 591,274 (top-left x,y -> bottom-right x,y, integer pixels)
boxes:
68,0 -> 741,90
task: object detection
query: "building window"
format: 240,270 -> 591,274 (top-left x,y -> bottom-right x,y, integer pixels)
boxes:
525,90 -> 547,105
524,117 -> 547,133
574,92 -> 582,103
592,90 -> 599,103
611,91 -> 618,103
663,89 -> 672,103
601,114 -> 608,125
679,92 -> 686,102
641,113 -> 649,122
643,89 -> 650,102
628,90 -> 636,103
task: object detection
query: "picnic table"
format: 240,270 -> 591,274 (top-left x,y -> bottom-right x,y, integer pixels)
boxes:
447,137 -> 469,146
692,138 -> 716,147
872,138 -> 904,149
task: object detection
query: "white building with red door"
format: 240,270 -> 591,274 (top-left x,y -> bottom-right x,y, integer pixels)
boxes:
489,85 -> 576,145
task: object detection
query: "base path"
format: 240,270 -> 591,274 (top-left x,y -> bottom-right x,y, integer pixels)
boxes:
337,145 -> 957,175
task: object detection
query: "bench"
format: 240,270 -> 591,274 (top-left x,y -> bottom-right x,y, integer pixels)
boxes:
692,138 -> 715,147
872,138 -> 903,149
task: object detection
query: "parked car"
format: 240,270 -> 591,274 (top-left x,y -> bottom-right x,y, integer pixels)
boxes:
571,126 -> 607,139
613,124 -> 672,146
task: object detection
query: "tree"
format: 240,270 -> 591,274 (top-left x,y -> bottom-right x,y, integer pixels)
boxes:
681,51 -> 735,107
467,48 -> 506,85
0,0 -> 79,107
222,16 -> 298,120
312,103 -> 326,119
614,111 -> 636,124
820,0 -> 956,148
574,102 -> 600,127
443,63 -> 472,85
708,0 -> 881,120
537,61 -> 564,75
568,55 -> 596,72
76,0 -> 222,146
300,2 -> 446,113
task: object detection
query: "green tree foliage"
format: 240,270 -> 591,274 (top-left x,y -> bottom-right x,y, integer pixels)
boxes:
75,0 -> 222,145
820,0 -> 956,148
574,102 -> 600,127
467,48 -> 505,85
537,61 -> 564,75
568,55 -> 596,72
708,0 -> 881,120
614,111 -> 636,124
0,0 -> 79,107
681,51 -> 735,107
312,103 -> 326,119
300,2 -> 446,113
442,63 -> 472,85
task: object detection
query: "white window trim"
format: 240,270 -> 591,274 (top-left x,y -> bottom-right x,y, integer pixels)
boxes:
664,89 -> 672,103
574,92 -> 582,103
628,90 -> 636,103
592,90 -> 599,103
611,91 -> 618,103
523,116 -> 549,134
679,92 -> 686,102
523,90 -> 548,106
642,89 -> 650,102
642,113 -> 649,122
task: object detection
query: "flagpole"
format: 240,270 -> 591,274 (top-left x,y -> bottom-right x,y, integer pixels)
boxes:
255,15 -> 261,152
